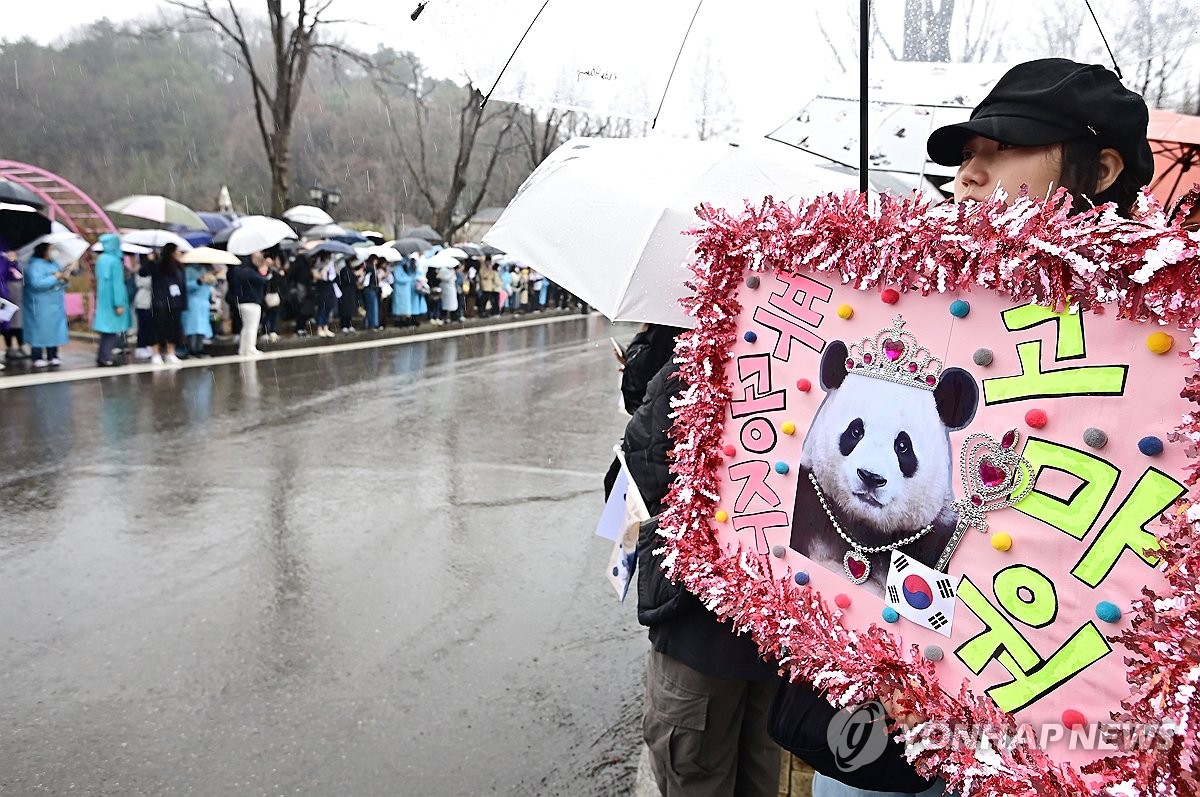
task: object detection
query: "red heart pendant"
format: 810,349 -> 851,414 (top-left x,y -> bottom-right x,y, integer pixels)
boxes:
844,551 -> 870,583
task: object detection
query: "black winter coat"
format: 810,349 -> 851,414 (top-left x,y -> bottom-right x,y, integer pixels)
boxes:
623,361 -> 776,681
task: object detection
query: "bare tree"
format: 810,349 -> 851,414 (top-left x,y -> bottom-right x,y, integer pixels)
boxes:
374,54 -> 521,240
902,0 -> 955,62
165,0 -> 354,215
692,43 -> 737,141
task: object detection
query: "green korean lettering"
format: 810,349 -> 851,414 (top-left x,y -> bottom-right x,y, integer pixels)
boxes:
1013,439 -> 1119,540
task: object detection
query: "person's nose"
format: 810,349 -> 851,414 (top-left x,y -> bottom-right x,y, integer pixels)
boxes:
957,157 -> 987,195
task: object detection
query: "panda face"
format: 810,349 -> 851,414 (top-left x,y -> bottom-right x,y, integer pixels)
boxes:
801,373 -> 954,532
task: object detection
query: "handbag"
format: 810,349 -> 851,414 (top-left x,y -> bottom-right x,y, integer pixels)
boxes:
264,291 -> 281,308
767,678 -> 935,793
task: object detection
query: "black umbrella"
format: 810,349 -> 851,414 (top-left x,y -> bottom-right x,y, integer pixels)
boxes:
391,237 -> 430,257
0,180 -> 45,210
481,243 -> 505,257
456,242 -> 485,257
0,205 -> 52,249
401,225 -> 444,244
210,225 -> 234,250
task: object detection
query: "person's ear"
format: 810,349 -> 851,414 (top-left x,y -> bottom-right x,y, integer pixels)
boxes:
1094,147 -> 1125,195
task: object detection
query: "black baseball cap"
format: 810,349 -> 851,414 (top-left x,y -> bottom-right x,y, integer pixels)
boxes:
927,58 -> 1153,187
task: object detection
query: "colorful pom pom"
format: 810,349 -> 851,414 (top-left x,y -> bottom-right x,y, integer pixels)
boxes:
743,330 -> 758,343
771,545 -> 786,558
774,461 -> 790,475
923,645 -> 944,662
991,532 -> 1013,551
1083,427 -> 1108,449
972,348 -> 994,366
1146,331 -> 1174,354
882,606 -> 900,623
722,445 -> 736,457
781,421 -> 796,435
745,275 -> 760,289
1138,435 -> 1164,456
834,593 -> 851,609
793,571 -> 809,586
836,304 -> 854,319
949,299 -> 971,318
796,378 -> 812,393
1096,601 -> 1122,623
1025,409 -> 1048,429
1062,709 -> 1086,729
880,288 -> 900,304
714,510 -> 728,523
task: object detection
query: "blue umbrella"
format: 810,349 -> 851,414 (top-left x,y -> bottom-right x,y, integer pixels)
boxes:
309,240 -> 357,257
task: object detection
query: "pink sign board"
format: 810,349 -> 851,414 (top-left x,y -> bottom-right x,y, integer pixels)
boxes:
661,191 -> 1200,796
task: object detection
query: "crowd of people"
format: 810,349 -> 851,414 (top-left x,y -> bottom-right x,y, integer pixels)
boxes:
0,236 -> 586,370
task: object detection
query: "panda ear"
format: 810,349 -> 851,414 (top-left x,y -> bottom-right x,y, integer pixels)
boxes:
820,341 -> 850,391
934,367 -> 979,431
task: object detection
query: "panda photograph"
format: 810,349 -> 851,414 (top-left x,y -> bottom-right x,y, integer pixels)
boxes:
788,316 -> 979,596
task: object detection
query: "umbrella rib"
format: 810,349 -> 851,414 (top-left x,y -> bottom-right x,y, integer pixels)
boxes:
481,0 -> 552,110
651,0 -> 705,130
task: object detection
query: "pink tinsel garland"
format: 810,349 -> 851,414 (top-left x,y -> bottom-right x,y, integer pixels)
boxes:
659,189 -> 1200,797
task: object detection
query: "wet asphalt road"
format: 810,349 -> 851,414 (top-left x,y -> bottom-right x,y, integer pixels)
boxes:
0,316 -> 649,796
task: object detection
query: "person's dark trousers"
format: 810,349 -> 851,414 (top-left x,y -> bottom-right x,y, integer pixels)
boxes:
486,291 -> 500,316
97,333 -> 119,364
32,346 -> 59,361
187,334 -> 205,357
264,306 -> 280,335
135,308 -> 154,348
229,299 -> 242,336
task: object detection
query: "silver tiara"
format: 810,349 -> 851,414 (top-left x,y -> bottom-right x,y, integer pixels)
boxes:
844,315 -> 943,391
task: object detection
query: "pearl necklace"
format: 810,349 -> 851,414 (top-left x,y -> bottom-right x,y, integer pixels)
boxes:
807,472 -> 937,585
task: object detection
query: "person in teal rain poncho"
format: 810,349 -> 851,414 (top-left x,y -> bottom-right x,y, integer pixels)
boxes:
181,262 -> 214,357
23,242 -> 69,368
92,233 -> 131,366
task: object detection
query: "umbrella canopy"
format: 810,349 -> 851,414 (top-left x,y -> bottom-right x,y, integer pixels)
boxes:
90,239 -> 153,255
484,136 -> 860,328
361,245 -> 402,263
0,179 -> 45,210
308,240 -> 358,257
442,247 -> 469,259
390,237 -> 431,256
480,243 -> 505,256
455,242 -> 486,257
360,230 -> 385,244
282,205 -> 335,226
105,194 -> 206,230
121,228 -> 194,251
422,250 -> 461,270
1147,108 -> 1200,208
181,246 -> 241,266
197,212 -> 234,234
0,202 -> 52,249
302,223 -> 351,240
19,231 -> 89,266
401,225 -> 444,244
225,216 -> 297,256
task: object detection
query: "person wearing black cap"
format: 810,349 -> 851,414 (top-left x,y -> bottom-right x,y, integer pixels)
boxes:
926,58 -> 1153,217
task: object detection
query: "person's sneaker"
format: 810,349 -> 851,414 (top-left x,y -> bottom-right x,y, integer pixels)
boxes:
135,347 -> 152,360
250,349 -> 263,357
165,353 -> 182,365
151,354 -> 164,365
268,332 -> 279,343
32,358 -> 48,368
49,357 -> 62,367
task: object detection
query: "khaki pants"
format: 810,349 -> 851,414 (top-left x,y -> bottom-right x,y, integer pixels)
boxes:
643,650 -> 780,797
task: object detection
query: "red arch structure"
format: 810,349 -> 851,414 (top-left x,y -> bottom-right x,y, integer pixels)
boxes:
0,160 -> 117,242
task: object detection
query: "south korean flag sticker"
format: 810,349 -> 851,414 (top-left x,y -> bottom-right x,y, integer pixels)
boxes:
884,551 -> 957,638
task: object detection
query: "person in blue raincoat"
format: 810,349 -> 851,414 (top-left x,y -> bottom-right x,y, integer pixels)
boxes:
390,256 -> 416,327
181,262 -> 214,357
23,241 -> 69,368
92,233 -> 131,366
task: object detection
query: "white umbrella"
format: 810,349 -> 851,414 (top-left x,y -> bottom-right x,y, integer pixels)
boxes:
282,204 -> 335,226
483,136 -> 861,328
226,216 -> 297,256
361,245 -> 402,263
442,247 -> 469,259
120,228 -> 194,251
90,239 -> 153,255
421,250 -> 460,270
105,194 -> 206,230
181,246 -> 241,266
19,231 -> 89,266
301,223 -> 352,240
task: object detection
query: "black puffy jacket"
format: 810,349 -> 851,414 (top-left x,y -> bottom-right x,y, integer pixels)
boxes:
623,361 -> 776,681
